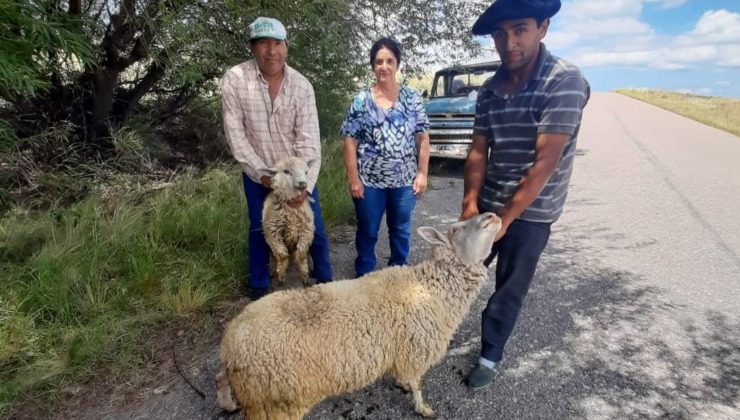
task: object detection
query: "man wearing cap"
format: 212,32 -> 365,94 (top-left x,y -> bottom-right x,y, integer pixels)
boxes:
221,17 -> 333,300
460,0 -> 590,388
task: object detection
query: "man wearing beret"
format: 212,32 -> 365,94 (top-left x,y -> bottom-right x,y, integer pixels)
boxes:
221,17 -> 333,300
460,0 -> 590,388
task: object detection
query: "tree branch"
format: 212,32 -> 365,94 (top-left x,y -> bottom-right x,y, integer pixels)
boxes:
68,0 -> 81,16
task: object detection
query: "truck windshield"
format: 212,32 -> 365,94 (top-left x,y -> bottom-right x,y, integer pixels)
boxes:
431,68 -> 497,98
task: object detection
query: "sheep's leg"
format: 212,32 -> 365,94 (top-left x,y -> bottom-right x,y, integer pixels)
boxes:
295,234 -> 313,286
293,252 -> 310,286
262,225 -> 290,284
265,238 -> 290,285
269,253 -> 277,279
274,253 -> 289,285
215,366 -> 239,412
409,378 -> 436,418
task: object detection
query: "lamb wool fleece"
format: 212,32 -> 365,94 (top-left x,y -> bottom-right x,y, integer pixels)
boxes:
261,156 -> 314,285
219,245 -> 488,419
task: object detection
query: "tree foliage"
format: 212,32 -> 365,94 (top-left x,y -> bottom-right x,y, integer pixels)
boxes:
0,0 -> 488,208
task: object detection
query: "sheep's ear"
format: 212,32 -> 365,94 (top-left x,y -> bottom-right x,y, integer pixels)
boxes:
417,226 -> 451,248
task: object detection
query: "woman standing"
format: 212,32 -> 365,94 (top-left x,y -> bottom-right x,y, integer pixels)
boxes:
340,37 -> 430,278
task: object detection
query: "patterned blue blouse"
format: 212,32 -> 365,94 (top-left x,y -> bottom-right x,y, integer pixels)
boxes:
339,86 -> 429,188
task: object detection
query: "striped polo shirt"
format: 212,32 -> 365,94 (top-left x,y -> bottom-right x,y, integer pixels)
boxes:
474,43 -> 590,223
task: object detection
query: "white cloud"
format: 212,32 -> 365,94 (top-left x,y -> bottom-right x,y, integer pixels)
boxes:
680,9 -> 740,44
549,2 -> 740,70
645,0 -> 688,10
560,0 -> 642,19
566,18 -> 653,37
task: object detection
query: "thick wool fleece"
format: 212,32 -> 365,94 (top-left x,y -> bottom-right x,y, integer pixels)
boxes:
219,246 -> 488,419
261,158 -> 314,285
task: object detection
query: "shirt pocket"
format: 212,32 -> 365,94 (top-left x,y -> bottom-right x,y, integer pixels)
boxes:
277,106 -> 297,136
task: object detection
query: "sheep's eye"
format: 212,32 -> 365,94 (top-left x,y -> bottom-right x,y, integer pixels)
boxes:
283,170 -> 290,174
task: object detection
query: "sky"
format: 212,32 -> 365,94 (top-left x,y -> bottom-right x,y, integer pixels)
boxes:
475,0 -> 740,98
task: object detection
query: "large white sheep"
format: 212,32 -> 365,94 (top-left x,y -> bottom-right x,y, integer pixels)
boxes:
262,156 -> 315,286
216,212 -> 502,419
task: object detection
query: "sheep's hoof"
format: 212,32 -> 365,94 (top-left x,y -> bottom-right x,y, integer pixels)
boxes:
218,397 -> 240,413
416,404 -> 437,419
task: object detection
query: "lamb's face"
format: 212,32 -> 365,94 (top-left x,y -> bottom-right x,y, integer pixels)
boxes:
446,212 -> 501,264
270,157 -> 310,193
418,212 -> 502,265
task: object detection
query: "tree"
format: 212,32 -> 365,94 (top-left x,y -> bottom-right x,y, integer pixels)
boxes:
0,1 -> 93,101
0,0 -> 487,158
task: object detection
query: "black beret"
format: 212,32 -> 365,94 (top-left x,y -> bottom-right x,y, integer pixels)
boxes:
472,0 -> 561,35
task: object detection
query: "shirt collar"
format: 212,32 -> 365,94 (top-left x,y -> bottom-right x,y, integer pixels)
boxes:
253,59 -> 290,85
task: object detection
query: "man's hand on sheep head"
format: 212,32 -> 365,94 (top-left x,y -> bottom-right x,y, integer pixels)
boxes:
288,190 -> 309,207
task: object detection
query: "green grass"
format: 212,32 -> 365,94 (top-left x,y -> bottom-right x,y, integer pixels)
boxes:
316,139 -> 355,226
0,138 -> 353,417
615,89 -> 740,138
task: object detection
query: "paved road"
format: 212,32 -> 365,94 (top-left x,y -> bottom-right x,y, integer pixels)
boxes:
75,92 -> 740,419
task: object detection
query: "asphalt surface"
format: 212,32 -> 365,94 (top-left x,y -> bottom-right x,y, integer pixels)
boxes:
72,92 -> 740,419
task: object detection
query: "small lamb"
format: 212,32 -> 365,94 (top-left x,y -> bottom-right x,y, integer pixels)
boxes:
216,212 -> 502,419
262,156 -> 315,286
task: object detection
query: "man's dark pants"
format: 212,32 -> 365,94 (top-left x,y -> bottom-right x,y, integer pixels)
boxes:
481,218 -> 551,363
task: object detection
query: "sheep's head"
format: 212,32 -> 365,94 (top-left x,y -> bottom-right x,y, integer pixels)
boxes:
417,212 -> 501,265
267,157 -> 310,198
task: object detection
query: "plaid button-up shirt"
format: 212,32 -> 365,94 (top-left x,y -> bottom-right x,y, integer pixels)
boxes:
221,59 -> 321,191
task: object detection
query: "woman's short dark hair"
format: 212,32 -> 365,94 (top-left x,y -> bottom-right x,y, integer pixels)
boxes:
370,37 -> 401,67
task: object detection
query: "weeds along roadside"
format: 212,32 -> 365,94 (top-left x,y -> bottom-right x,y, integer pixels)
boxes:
0,137 -> 352,417
615,89 -> 740,138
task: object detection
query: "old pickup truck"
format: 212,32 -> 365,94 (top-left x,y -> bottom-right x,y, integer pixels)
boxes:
423,61 -> 500,159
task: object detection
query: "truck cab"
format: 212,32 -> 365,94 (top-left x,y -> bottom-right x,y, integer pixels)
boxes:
423,61 -> 500,159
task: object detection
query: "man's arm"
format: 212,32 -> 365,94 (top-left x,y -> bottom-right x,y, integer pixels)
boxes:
495,132 -> 569,239
460,134 -> 489,220
221,70 -> 269,186
413,131 -> 430,195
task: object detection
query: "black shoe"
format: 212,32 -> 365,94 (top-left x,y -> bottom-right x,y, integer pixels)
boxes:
246,287 -> 268,301
466,363 -> 499,389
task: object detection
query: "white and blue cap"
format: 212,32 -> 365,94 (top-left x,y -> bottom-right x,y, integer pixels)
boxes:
248,17 -> 287,42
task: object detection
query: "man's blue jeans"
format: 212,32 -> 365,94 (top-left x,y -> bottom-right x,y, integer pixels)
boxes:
352,185 -> 416,277
481,218 -> 551,363
242,173 -> 333,289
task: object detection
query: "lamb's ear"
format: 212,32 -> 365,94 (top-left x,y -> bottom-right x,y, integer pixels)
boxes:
417,226 -> 451,248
